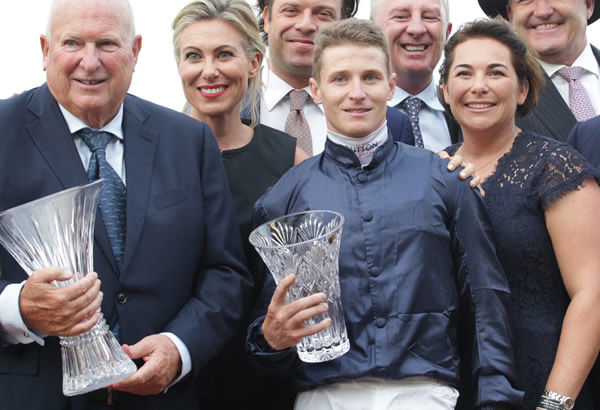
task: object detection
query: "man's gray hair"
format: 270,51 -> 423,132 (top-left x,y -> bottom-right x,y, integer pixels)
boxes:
370,0 -> 450,41
46,0 -> 136,39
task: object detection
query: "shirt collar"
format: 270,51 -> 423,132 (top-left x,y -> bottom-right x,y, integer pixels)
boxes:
388,80 -> 445,112
325,127 -> 394,169
59,104 -> 125,141
262,65 -> 323,113
540,42 -> 600,79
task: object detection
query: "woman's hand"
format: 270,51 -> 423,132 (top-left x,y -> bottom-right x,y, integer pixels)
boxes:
439,150 -> 484,196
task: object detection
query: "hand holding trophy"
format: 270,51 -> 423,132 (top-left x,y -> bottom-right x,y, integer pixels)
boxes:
0,180 -> 136,396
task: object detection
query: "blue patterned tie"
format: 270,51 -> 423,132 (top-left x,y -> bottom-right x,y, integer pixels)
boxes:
79,128 -> 127,269
400,97 -> 425,148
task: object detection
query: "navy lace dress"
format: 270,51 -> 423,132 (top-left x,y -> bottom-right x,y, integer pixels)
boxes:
447,131 -> 600,409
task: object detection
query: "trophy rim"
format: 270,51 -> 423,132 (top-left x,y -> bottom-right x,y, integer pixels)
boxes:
248,209 -> 345,249
0,179 -> 103,219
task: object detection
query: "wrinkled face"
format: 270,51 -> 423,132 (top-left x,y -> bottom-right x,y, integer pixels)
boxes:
310,44 -> 396,138
443,38 -> 529,136
507,0 -> 594,65
42,0 -> 141,128
264,0 -> 342,84
177,19 -> 260,120
374,0 -> 450,82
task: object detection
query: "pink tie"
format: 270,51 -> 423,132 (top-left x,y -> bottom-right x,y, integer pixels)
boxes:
285,89 -> 313,156
557,66 -> 596,122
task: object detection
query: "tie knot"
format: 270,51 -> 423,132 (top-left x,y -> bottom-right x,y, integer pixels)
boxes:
400,97 -> 424,116
289,89 -> 309,111
557,66 -> 585,82
78,128 -> 114,152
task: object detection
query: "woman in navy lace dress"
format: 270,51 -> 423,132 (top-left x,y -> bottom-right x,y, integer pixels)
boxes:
440,19 -> 600,410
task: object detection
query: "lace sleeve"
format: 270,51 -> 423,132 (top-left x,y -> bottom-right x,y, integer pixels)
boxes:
534,143 -> 600,209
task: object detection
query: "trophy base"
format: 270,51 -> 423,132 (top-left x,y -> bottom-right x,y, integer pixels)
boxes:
297,336 -> 350,363
60,316 -> 137,397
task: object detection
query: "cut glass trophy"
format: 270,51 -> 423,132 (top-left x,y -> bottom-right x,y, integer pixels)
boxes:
0,180 -> 136,396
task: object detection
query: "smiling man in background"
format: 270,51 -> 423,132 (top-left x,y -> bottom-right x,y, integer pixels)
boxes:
372,0 -> 461,152
256,0 -> 414,154
479,0 -> 599,141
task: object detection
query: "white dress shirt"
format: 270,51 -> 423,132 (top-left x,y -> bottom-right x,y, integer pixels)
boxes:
260,67 -> 327,154
0,105 -> 191,387
539,42 -> 600,116
388,81 -> 452,153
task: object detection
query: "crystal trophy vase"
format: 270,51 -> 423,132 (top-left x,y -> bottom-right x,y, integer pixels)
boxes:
0,180 -> 136,396
249,210 -> 349,363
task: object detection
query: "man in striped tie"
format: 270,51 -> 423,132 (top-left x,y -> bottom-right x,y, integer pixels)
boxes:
479,0 -> 600,142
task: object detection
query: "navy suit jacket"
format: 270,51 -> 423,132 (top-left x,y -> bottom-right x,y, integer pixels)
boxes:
0,85 -> 253,409
568,115 -> 600,169
517,45 -> 600,142
385,107 -> 414,145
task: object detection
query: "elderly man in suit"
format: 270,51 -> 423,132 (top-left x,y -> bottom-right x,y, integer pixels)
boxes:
0,0 -> 253,409
371,0 -> 461,151
479,0 -> 600,142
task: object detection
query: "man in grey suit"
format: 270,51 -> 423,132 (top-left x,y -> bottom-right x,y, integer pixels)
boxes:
479,0 -> 600,141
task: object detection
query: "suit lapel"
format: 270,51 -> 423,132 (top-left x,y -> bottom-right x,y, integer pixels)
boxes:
26,86 -> 88,190
26,85 -> 120,275
592,45 -> 600,65
531,73 -> 575,141
121,96 -> 158,274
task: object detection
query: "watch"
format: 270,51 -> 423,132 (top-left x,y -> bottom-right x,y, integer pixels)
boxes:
538,390 -> 575,410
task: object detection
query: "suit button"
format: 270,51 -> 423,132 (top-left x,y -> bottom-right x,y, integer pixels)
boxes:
117,292 -> 127,304
363,212 -> 373,222
357,173 -> 367,183
377,368 -> 388,377
375,318 -> 386,328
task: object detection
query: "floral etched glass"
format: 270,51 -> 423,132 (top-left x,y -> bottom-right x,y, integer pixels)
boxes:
249,210 -> 349,363
0,180 -> 136,396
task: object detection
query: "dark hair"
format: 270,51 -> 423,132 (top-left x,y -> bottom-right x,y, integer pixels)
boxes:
312,18 -> 391,82
256,0 -> 359,44
439,18 -> 545,117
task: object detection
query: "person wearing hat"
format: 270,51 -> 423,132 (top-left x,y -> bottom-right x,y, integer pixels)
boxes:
479,0 -> 600,142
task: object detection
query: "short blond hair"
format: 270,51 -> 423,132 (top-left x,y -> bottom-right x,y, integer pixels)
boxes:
312,19 -> 392,82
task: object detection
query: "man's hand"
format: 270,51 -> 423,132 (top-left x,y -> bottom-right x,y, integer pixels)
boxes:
439,150 -> 484,195
111,334 -> 181,396
262,274 -> 330,351
19,267 -> 102,336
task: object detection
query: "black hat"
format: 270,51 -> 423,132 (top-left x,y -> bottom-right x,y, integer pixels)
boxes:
478,0 -> 599,25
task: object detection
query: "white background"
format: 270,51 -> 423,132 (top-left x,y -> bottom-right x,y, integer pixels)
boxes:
0,1 -> 598,111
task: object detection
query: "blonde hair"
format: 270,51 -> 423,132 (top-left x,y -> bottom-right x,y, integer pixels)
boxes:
313,19 -> 392,82
172,0 -> 264,127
